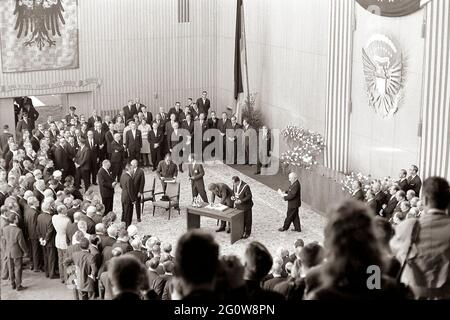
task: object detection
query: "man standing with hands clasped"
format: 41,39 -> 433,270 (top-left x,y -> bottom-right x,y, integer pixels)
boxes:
188,153 -> 208,203
278,172 -> 302,232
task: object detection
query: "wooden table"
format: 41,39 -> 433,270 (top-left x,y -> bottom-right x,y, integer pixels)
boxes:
186,206 -> 244,244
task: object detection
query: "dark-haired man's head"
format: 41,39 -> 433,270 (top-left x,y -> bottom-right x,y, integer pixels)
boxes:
109,256 -> 147,297
299,242 -> 325,270
244,241 -> 273,282
422,177 -> 450,211
79,237 -> 90,250
174,230 -> 219,295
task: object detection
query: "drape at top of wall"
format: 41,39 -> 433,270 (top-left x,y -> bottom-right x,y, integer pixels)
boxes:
419,0 -> 450,181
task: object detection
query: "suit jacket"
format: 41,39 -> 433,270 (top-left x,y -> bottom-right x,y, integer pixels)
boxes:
126,250 -> 148,265
168,107 -> 183,122
234,181 -> 253,210
196,98 -> 211,115
110,141 -> 125,164
398,178 -> 409,192
284,180 -> 301,209
120,172 -> 137,203
352,189 -> 365,202
132,168 -> 145,194
391,211 -> 450,298
367,199 -> 378,215
112,241 -> 132,253
54,145 -> 72,174
375,191 -> 388,214
21,105 -> 39,128
210,183 -> 234,207
30,136 -> 40,153
94,130 -> 105,150
407,175 -> 422,196
263,276 -> 286,292
156,161 -> 178,179
125,129 -> 142,152
66,250 -> 97,292
148,129 -> 164,151
208,117 -> 219,129
36,212 -> 56,247
3,224 -> 28,258
168,129 -> 183,150
188,163 -> 205,187
153,274 -> 172,298
97,167 -> 115,198
142,111 -> 153,124
123,105 -> 138,122
87,116 -> 102,129
16,119 -> 32,134
74,146 -> 90,171
181,120 -> 194,136
105,131 -> 115,154
24,206 -> 40,240
218,119 -> 230,134
382,195 -> 398,220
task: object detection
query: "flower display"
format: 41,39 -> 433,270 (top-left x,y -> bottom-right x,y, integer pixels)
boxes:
280,126 -> 325,170
341,172 -> 396,194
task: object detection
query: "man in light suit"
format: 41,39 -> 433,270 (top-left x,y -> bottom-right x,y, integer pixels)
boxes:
232,176 -> 253,239
187,154 -> 208,203
120,164 -> 137,227
278,172 -> 302,232
125,121 -> 142,163
391,177 -> 450,299
3,212 -> 28,291
131,159 -> 145,223
97,160 -> 117,214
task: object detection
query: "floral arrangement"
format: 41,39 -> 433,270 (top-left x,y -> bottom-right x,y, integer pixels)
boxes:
280,126 -> 325,170
240,93 -> 265,129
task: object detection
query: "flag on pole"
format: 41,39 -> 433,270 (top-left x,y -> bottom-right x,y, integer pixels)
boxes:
234,0 -> 246,123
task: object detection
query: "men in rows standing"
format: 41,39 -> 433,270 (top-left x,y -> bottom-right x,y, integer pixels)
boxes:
232,176 -> 253,239
187,154 -> 208,203
148,121 -> 164,172
97,160 -> 117,214
278,172 -> 302,232
125,122 -> 142,163
120,164 -> 137,227
131,160 -> 145,223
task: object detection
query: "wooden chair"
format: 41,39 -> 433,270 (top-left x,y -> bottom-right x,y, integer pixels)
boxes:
141,177 -> 156,213
152,181 -> 180,220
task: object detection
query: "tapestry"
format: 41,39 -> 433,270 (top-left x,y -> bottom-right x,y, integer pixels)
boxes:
0,0 -> 79,73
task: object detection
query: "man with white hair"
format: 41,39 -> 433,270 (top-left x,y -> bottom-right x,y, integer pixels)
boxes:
23,196 -> 41,272
36,201 -> 58,279
52,170 -> 64,191
278,172 -> 302,232
33,179 -> 46,203
52,205 -> 71,283
84,206 -> 98,233
126,237 -> 147,264
97,159 -> 116,215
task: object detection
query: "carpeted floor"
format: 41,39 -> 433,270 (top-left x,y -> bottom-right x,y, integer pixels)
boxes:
1,162 -> 326,300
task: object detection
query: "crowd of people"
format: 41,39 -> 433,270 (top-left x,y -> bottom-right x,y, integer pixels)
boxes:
1,93 -> 450,301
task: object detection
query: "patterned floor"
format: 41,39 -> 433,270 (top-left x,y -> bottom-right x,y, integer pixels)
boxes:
117,162 -> 326,258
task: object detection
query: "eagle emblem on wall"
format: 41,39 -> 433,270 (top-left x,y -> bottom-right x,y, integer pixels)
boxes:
14,0 -> 66,50
362,34 -> 404,118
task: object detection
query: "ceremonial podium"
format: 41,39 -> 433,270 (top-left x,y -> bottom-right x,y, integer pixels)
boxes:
186,205 -> 244,244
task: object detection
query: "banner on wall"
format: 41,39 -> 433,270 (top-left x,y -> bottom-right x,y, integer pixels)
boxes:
0,0 -> 79,73
356,0 -> 432,17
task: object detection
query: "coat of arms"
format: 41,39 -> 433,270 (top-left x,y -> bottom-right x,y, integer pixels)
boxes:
362,34 -> 404,118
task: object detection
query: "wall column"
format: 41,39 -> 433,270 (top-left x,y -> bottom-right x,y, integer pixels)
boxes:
419,0 -> 450,180
324,0 -> 354,173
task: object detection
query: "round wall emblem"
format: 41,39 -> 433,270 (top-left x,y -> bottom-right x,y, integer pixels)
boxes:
356,0 -> 429,17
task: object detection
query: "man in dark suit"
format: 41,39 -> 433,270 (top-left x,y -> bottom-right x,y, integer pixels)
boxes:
0,125 -> 13,156
141,105 -> 153,124
208,182 -> 234,233
156,153 -> 178,192
16,112 -> 33,136
125,121 -> 142,163
87,110 -> 102,130
97,160 -> 117,215
187,154 -> 208,203
366,190 -> 378,215
30,129 -> 41,153
407,165 -> 422,196
167,121 -> 184,172
397,169 -> 409,192
133,98 -> 146,114
74,138 -> 91,190
36,202 -> 57,279
54,138 -> 72,180
123,100 -> 138,123
130,160 -> 145,223
120,164 -> 137,227
85,130 -> 100,185
104,123 -> 115,160
380,185 -> 400,221
21,103 -> 39,130
232,176 -> 253,239
218,112 -> 230,161
196,91 -> 211,116
196,113 -> 209,153
3,212 -> 28,291
148,121 -> 164,171
110,133 -> 125,181
225,116 -> 242,164
94,122 -> 106,163
279,172 -> 302,232
351,181 -> 365,201
168,102 -> 183,122
373,182 -> 388,215
24,197 -> 42,272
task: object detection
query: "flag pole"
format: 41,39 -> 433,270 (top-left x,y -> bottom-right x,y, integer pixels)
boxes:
241,1 -> 251,112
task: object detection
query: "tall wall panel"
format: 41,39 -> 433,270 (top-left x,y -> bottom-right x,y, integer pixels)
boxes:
419,0 -> 450,180
324,0 -> 354,173
0,0 -> 217,117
